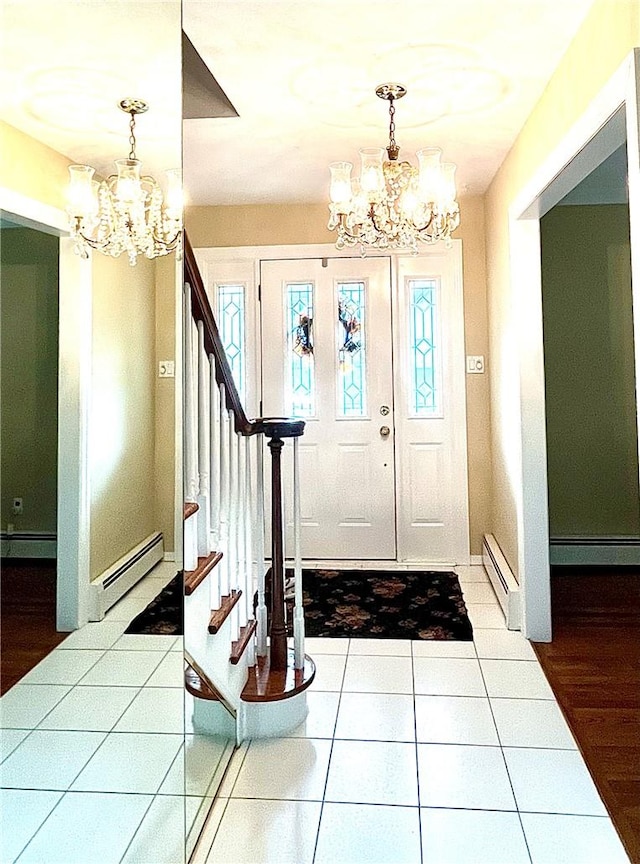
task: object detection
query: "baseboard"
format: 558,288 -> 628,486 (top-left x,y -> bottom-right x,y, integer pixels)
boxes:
482,534 -> 520,630
282,559 -> 456,571
88,531 -> 164,620
0,531 -> 56,559
550,538 -> 640,566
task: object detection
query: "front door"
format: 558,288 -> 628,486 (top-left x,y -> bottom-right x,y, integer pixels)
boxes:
261,257 -> 396,559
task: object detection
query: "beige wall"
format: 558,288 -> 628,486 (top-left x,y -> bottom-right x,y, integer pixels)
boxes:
0,121 -> 73,211
186,196 -> 491,555
1,227 -> 59,535
89,254 -> 157,579
484,0 -> 640,573
154,256 -> 177,553
541,203 -> 638,537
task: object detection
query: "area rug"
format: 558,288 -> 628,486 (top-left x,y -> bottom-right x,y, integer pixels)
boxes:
270,568 -> 473,640
124,572 -> 183,635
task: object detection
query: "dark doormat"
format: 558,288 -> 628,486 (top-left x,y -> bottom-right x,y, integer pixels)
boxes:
124,572 -> 183,635
269,568 -> 473,640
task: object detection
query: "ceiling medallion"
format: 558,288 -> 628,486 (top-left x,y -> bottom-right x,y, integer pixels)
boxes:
328,83 -> 460,253
66,98 -> 182,265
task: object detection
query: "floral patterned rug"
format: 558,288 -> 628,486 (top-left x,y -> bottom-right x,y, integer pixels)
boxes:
124,573 -> 183,635
278,568 -> 473,640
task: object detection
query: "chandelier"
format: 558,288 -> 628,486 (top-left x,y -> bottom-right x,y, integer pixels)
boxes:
66,99 -> 182,265
328,84 -> 460,252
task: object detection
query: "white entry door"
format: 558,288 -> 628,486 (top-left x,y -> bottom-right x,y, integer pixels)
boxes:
261,257 -> 396,559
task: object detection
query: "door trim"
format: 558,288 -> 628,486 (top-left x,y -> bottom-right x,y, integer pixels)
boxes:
0,186 -> 91,630
198,242 -> 470,565
507,49 -> 640,642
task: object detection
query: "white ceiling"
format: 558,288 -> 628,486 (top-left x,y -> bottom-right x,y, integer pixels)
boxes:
0,1 -> 182,182
183,0 -> 596,206
0,1 -> 596,210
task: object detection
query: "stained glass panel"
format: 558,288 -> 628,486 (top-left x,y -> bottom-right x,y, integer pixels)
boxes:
409,278 -> 439,415
337,281 -> 366,417
217,284 -> 245,402
286,282 -> 315,417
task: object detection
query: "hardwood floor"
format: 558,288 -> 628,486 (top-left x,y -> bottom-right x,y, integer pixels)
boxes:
534,569 -> 640,864
1,559 -> 66,695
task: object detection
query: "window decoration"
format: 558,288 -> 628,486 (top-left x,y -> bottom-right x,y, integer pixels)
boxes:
286,283 -> 315,417
409,278 -> 440,415
217,284 -> 245,402
337,282 -> 366,417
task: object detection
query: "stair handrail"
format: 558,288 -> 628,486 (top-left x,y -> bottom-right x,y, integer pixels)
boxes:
184,231 -> 306,672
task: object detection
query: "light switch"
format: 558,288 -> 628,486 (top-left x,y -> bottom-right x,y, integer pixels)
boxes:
466,355 -> 485,374
159,360 -> 175,378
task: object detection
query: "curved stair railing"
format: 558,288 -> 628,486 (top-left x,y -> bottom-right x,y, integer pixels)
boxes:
183,234 -> 314,731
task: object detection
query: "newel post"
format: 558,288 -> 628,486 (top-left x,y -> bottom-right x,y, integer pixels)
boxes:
267,434 -> 288,672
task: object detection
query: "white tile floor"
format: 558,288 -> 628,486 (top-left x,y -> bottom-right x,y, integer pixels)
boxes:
1,564 -> 631,864
0,561 -> 229,864
199,566 -> 631,864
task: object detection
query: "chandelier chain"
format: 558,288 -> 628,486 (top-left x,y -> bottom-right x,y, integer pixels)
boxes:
128,112 -> 137,161
388,98 -> 397,151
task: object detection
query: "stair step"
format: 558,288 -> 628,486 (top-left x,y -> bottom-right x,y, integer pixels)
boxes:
184,501 -> 199,520
184,660 -> 220,701
184,551 -> 223,596
208,590 -> 243,634
229,619 -> 257,665
241,648 -> 316,702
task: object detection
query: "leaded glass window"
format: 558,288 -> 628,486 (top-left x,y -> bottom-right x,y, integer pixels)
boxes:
286,282 -> 315,417
216,284 -> 245,402
409,278 -> 440,415
337,281 -> 366,417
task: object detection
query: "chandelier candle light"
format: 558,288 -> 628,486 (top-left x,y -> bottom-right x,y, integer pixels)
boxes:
328,84 -> 460,252
66,99 -> 182,265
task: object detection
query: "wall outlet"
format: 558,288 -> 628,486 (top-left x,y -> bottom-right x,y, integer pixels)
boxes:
159,360 -> 175,378
12,497 -> 23,514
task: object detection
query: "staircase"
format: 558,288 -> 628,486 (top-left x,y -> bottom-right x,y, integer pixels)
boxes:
183,235 -> 315,741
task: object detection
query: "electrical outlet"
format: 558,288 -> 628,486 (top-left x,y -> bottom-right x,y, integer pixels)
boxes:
159,360 -> 175,378
12,497 -> 23,514
466,355 -> 485,374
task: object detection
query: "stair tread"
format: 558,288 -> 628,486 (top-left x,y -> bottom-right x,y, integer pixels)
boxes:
229,619 -> 257,665
184,501 -> 199,521
209,590 -> 243,634
241,648 -> 316,702
184,551 -> 223,595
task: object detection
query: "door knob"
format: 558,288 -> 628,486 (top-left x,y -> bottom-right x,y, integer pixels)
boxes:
380,425 -> 390,438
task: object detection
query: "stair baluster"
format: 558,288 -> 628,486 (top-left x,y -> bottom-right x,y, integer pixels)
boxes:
292,436 -> 305,669
255,435 -> 268,656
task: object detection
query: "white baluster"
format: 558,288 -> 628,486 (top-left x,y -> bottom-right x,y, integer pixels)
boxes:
197,321 -> 211,558
293,436 -> 305,669
183,285 -> 198,503
209,356 -> 220,550
209,360 -> 221,609
237,430 -> 246,621
218,385 -> 230,599
255,434 -> 268,656
244,435 -> 253,627
228,411 -> 239,638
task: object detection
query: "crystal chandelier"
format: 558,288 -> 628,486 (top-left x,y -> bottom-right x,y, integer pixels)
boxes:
328,84 -> 460,252
66,99 -> 182,266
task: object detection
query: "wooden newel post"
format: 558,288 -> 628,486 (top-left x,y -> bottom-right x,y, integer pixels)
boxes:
268,434 -> 287,671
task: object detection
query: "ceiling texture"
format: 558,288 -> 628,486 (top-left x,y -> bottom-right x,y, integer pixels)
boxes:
0,0 -> 597,210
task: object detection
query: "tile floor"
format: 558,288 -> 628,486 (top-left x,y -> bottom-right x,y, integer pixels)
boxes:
1,564 -> 631,864
196,565 -> 630,864
0,561 -> 229,864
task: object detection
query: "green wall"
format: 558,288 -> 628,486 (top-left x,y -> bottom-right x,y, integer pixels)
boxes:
0,227 -> 59,536
541,203 -> 639,538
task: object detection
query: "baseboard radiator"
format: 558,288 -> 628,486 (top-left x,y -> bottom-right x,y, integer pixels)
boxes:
89,531 -> 164,621
482,533 -> 521,631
